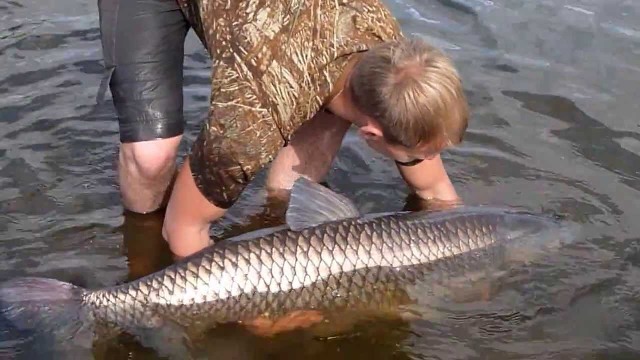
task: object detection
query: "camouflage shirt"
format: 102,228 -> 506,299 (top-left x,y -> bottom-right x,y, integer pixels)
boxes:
178,0 -> 402,208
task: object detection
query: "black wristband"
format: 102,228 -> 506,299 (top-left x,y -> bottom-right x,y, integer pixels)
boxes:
395,158 -> 425,167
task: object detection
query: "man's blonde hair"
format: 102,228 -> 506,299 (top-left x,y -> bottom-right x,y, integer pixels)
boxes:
349,37 -> 469,149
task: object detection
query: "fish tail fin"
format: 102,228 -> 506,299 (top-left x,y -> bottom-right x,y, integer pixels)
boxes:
0,277 -> 95,353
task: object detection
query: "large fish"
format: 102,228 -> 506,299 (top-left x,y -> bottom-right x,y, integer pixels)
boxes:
0,178 -> 575,354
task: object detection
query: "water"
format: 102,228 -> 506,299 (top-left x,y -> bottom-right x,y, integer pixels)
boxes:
1,0 -> 639,358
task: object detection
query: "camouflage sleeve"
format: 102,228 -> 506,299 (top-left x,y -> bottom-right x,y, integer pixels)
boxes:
189,63 -> 286,209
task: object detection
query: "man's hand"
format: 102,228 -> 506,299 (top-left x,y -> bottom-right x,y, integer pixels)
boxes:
402,192 -> 461,212
245,310 -> 324,337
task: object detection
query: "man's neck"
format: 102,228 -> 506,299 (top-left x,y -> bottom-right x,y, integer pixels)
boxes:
326,54 -> 366,127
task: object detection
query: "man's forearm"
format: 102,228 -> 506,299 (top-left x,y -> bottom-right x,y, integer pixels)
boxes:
162,159 -> 227,258
266,110 -> 351,195
397,155 -> 460,202
414,175 -> 458,202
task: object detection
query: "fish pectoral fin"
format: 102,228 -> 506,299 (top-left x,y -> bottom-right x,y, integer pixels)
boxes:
286,177 -> 360,231
245,310 -> 324,337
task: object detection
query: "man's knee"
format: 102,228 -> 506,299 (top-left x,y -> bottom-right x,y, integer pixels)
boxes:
119,137 -> 182,180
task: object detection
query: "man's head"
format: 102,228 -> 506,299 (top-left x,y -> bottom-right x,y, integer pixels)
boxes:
348,37 -> 469,164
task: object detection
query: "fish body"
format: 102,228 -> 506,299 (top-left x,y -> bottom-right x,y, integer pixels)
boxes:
0,179 -> 574,345
85,209 -> 506,328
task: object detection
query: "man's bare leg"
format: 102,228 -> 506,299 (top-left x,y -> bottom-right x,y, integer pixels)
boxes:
121,209 -> 174,281
265,110 -> 352,199
118,136 -> 182,213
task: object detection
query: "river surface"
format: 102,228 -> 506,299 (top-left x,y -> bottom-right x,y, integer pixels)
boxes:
1,0 -> 639,358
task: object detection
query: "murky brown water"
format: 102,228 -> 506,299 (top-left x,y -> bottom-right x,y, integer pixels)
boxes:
1,0 -> 639,358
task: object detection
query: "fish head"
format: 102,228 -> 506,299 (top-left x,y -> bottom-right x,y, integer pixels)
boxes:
496,210 -> 579,264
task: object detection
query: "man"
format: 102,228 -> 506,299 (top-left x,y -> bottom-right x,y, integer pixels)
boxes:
99,0 -> 469,259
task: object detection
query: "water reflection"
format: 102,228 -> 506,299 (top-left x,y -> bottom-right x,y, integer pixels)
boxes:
92,317 -> 418,360
503,90 -> 640,191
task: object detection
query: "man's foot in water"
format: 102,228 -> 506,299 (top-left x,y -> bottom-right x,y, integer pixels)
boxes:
121,209 -> 175,281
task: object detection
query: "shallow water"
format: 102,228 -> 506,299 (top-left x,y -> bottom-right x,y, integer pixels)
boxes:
1,0 -> 639,358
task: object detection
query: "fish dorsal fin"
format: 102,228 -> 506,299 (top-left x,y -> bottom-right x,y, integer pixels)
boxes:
286,177 -> 360,231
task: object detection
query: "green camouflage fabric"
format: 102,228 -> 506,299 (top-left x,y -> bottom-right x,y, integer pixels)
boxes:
178,0 -> 402,208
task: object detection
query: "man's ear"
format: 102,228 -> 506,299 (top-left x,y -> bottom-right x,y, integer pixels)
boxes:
357,119 -> 384,140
